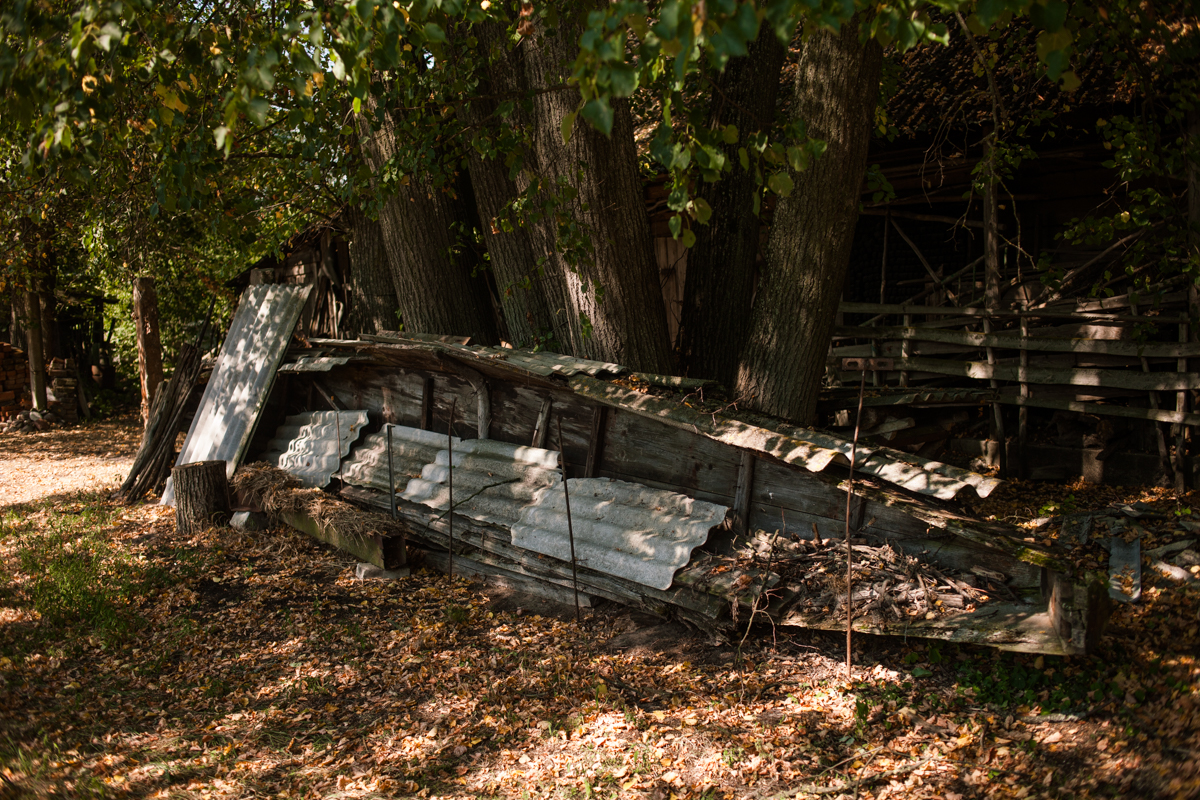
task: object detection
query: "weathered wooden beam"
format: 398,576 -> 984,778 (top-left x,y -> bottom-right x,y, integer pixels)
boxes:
996,392 -> 1200,427
839,302 -> 1183,325
834,324 -> 1200,359
531,397 -> 552,448
584,406 -> 608,478
887,356 -> 1200,393
732,451 -> 756,534
420,376 -> 435,430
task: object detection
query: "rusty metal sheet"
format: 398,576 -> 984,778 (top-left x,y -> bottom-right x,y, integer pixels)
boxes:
161,283 -> 312,505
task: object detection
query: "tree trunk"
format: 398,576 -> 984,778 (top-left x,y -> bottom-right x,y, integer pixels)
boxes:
37,265 -> 59,362
343,207 -> 402,336
23,290 -> 47,411
134,276 -> 164,427
736,19 -> 882,424
680,25 -> 787,387
173,460 -> 231,535
518,7 -> 673,372
461,23 -> 567,350
357,107 -> 501,345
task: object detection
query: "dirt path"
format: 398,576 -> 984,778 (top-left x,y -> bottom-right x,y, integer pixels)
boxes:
0,415 -> 142,509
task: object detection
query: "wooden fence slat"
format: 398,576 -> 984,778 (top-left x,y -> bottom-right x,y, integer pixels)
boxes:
892,356 -> 1200,393
833,324 -> 1200,359
839,302 -> 1183,324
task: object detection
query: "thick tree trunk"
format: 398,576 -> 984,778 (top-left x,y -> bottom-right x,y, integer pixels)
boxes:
357,108 -> 500,345
23,290 -> 47,411
736,19 -> 882,424
134,276 -> 164,427
680,25 -> 787,386
37,266 -> 59,362
518,8 -> 673,372
343,207 -> 401,336
461,24 -> 567,350
173,460 -> 231,535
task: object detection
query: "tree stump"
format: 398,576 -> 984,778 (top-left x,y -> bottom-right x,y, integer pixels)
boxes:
173,461 -> 231,535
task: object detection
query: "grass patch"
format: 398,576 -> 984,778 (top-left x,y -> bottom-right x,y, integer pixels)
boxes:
0,495 -> 175,645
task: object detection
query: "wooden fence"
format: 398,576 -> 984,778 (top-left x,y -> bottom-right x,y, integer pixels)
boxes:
828,287 -> 1197,480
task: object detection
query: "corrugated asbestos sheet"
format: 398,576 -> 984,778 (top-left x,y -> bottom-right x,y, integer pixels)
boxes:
402,438 -> 562,526
260,411 -> 370,488
512,478 -> 729,591
338,425 -> 459,493
277,354 -> 358,372
162,283 -> 312,505
363,332 -> 625,377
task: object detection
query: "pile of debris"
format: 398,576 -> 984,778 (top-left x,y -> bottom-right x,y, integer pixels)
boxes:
0,408 -> 70,434
755,535 -> 1001,623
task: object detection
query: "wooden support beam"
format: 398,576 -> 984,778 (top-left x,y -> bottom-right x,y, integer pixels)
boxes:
476,379 -> 491,440
420,376 -> 435,431
732,450 -> 756,534
833,323 -> 1200,359
585,406 -> 608,478
532,397 -> 552,448
381,386 -> 396,424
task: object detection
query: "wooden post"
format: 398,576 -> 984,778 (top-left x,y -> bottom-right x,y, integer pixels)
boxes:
476,380 -> 491,440
172,460 -> 231,535
983,316 -> 1006,476
532,397 -> 552,448
134,276 -> 164,428
24,290 -> 47,411
421,376 -> 435,431
983,133 -> 1005,475
732,450 -> 756,535
584,406 -> 608,478
1177,318 -> 1189,490
1131,300 -> 1173,481
899,313 -> 912,387
1018,312 -> 1029,478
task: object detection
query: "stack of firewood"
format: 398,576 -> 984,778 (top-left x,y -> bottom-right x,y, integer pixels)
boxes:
0,342 -> 29,419
47,357 -> 80,425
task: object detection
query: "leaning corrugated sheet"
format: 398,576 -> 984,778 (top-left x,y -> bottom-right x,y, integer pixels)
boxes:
512,477 -> 729,591
162,283 -> 313,505
260,411 -> 370,488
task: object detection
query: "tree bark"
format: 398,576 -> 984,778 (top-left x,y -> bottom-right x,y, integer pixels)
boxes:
134,276 -> 164,427
680,25 -> 787,386
357,106 -> 501,345
518,7 -> 673,372
461,23 -> 567,350
23,290 -> 47,411
343,206 -> 402,336
37,265 -> 59,362
736,19 -> 883,424
173,460 -> 231,535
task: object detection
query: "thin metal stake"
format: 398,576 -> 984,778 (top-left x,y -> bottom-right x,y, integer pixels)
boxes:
386,424 -> 397,520
448,397 -> 457,581
556,416 -> 581,624
844,367 -> 868,682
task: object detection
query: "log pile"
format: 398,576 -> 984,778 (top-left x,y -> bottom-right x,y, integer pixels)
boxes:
0,342 -> 29,419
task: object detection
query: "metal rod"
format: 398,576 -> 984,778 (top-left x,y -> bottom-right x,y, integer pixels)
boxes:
844,367 -> 868,681
387,424 -> 396,520
448,397 -> 457,580
557,415 -> 581,624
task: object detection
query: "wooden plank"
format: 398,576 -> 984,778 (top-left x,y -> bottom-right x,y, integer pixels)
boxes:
732,451 -> 756,534
599,408 -> 741,501
839,302 -> 1182,325
890,355 -> 1200,392
998,393 -> 1200,427
381,386 -> 396,424
531,397 -> 552,448
278,510 -> 404,569
585,406 -> 607,478
834,324 -> 1200,359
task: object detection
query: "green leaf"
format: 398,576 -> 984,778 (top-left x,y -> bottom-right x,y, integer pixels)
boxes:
681,228 -> 696,248
691,197 -> 712,224
738,147 -> 749,171
213,125 -> 230,154
668,213 -> 682,238
722,124 -> 738,144
353,96 -> 362,114
424,22 -> 447,43
561,109 -> 577,144
912,667 -> 933,678
766,171 -> 793,197
247,97 -> 271,126
580,99 -> 613,136
786,145 -> 809,172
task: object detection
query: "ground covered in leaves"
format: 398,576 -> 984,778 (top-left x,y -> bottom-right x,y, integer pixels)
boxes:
1,422 -> 1199,799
